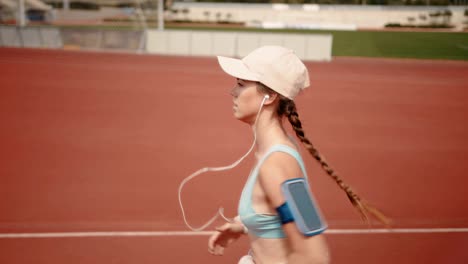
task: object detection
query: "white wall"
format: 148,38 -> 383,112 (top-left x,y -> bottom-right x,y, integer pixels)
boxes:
146,30 -> 333,61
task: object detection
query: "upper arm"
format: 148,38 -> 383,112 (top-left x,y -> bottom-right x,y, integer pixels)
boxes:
258,152 -> 319,255
258,152 -> 302,208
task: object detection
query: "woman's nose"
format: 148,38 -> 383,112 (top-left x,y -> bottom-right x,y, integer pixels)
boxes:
230,86 -> 239,97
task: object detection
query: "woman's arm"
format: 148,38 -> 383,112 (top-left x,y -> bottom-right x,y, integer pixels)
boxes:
258,152 -> 330,264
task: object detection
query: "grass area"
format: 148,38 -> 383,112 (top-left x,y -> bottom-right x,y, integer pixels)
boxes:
328,30 -> 468,61
164,25 -> 468,61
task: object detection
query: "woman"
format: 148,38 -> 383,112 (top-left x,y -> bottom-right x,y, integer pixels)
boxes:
207,46 -> 389,264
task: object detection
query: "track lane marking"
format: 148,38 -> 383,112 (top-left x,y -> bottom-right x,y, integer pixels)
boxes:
1,228 -> 468,238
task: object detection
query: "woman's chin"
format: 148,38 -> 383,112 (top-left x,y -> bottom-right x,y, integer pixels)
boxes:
233,112 -> 243,121
233,113 -> 255,125
233,111 -> 244,120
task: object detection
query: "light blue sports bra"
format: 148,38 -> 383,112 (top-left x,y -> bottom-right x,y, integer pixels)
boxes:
238,144 -> 309,239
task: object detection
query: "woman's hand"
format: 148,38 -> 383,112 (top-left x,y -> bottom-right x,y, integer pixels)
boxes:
208,222 -> 246,256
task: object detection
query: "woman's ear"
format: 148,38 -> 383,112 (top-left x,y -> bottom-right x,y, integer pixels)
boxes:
263,93 -> 278,105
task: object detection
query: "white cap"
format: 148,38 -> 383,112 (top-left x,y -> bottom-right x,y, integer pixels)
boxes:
217,46 -> 310,100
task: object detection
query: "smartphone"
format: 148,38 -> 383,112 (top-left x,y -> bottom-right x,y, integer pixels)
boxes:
281,178 -> 327,236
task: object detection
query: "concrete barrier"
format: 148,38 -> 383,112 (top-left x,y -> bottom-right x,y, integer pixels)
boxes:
236,32 -> 261,57
305,34 -> 333,61
146,30 -> 332,61
1,26 -> 331,60
146,30 -> 167,54
168,30 -> 191,55
283,34 -> 307,59
191,31 -> 212,56
258,33 -> 284,47
212,32 -> 237,57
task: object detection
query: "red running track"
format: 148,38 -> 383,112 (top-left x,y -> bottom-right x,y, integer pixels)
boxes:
0,48 -> 467,263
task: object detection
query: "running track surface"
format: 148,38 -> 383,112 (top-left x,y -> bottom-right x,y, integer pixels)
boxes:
1,48 -> 467,263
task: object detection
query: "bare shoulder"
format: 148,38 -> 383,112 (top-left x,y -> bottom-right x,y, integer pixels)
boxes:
257,151 -> 303,207
259,151 -> 303,180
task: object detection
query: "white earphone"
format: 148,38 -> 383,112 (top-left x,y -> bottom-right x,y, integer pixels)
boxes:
260,94 -> 270,106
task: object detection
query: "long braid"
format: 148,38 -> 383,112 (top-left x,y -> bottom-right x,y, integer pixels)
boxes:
279,98 -> 391,226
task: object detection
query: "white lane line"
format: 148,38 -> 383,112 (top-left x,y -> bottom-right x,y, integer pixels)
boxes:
1,228 -> 468,238
0,231 -> 213,238
325,228 -> 468,234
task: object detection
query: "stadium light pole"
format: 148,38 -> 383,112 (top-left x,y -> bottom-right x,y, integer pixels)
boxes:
158,0 -> 164,31
18,0 -> 26,26
63,0 -> 70,10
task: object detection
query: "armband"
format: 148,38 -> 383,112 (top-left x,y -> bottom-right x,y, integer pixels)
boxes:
276,202 -> 294,224
276,178 -> 327,237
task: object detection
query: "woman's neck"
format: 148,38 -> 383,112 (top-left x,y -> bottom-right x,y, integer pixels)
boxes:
251,109 -> 289,157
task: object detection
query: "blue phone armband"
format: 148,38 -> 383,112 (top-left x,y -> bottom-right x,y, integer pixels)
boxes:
276,178 -> 327,236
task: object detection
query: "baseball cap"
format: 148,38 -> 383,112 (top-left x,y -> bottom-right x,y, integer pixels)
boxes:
217,45 -> 310,100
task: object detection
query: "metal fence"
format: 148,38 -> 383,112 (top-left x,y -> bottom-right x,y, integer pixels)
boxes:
60,28 -> 145,52
0,26 -> 62,48
0,25 -> 146,53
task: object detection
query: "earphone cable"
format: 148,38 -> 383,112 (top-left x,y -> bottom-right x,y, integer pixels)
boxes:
178,96 -> 268,231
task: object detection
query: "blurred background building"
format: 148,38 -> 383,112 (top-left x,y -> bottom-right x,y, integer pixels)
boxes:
0,0 -> 467,30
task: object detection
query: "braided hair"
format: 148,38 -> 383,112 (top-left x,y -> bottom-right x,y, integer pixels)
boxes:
260,84 -> 391,226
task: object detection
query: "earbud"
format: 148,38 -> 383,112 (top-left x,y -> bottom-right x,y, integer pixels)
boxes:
264,95 -> 270,99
